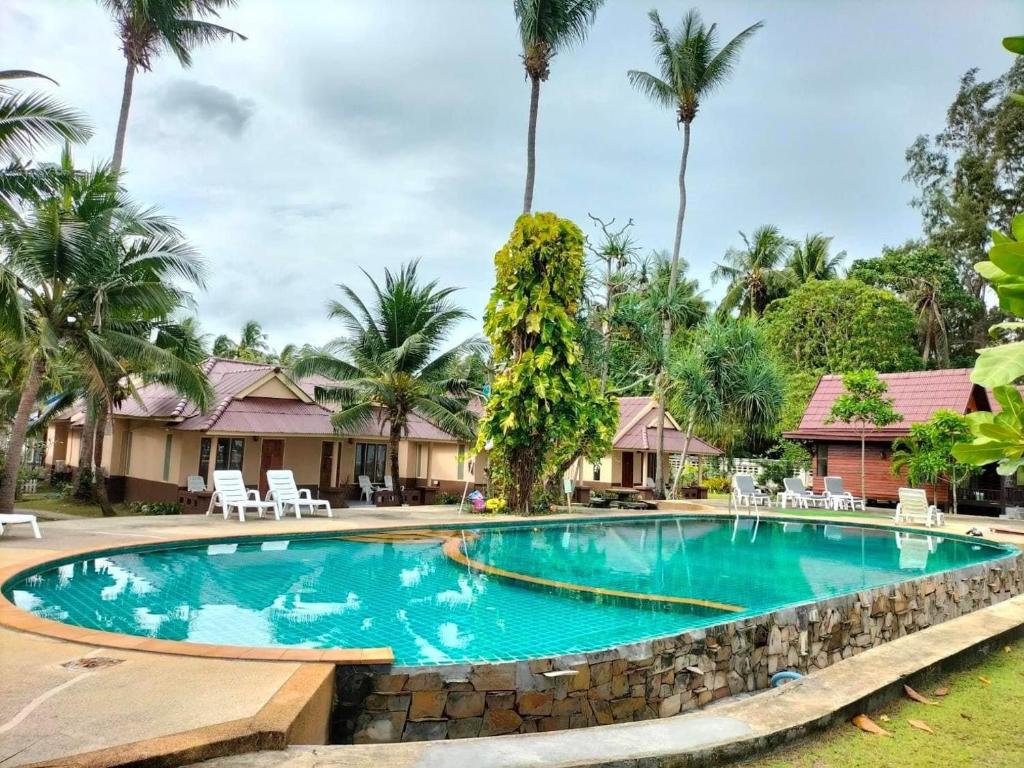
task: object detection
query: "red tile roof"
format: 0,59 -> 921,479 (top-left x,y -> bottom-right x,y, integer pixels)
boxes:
611,396 -> 721,455
785,368 -> 982,441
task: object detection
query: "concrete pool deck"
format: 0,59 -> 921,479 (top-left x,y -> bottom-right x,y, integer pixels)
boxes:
1,504 -> 1022,767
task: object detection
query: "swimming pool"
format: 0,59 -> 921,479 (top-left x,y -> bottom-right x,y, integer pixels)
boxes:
2,516 -> 1014,666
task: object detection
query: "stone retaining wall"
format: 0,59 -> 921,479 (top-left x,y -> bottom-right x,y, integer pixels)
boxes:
335,554 -> 1024,743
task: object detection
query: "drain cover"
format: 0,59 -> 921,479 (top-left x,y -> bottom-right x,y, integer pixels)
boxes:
61,657 -> 124,671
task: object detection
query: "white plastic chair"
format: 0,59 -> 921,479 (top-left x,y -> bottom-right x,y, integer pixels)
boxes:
732,474 -> 771,508
0,513 -> 41,539
265,469 -> 333,519
186,475 -> 207,492
210,470 -> 278,522
894,487 -> 945,528
358,475 -> 376,503
824,476 -> 866,511
383,475 -> 396,492
779,477 -> 828,509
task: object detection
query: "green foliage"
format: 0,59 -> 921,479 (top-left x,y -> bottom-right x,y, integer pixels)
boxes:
893,410 -> 977,496
212,320 -> 272,362
126,500 -> 181,515
700,476 -> 731,494
712,225 -> 794,317
849,243 -> 984,367
763,279 -> 921,374
779,370 -> 820,435
787,233 -> 845,284
904,59 -> 1024,296
477,213 -> 616,513
827,370 -> 903,432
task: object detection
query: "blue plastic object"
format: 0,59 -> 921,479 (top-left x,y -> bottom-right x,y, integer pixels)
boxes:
771,670 -> 803,687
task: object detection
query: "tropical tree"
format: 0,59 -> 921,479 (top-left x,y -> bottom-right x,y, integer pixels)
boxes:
628,8 -> 761,492
763,279 -> 921,375
293,261 -> 483,493
826,370 -> 902,506
477,213 -> 616,512
212,320 -> 272,362
712,225 -> 793,317
787,233 -> 845,284
514,0 -> 604,214
667,317 -> 784,494
0,154 -> 209,513
98,0 -> 245,173
891,409 -> 976,515
1,70 -> 91,213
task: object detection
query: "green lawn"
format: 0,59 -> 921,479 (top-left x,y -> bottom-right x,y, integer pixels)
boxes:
16,492 -> 135,518
741,641 -> 1024,768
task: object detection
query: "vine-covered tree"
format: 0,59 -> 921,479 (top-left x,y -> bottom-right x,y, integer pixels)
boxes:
477,213 -> 616,513
763,279 -> 921,375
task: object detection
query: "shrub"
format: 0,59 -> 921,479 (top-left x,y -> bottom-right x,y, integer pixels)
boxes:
434,492 -> 462,504
127,501 -> 181,516
701,476 -> 731,494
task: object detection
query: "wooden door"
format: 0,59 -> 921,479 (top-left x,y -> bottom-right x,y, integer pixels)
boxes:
258,439 -> 285,496
319,442 -> 334,491
621,452 -> 634,488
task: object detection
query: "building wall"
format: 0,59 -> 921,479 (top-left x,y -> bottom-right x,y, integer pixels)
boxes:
812,441 -> 951,505
247,378 -> 300,399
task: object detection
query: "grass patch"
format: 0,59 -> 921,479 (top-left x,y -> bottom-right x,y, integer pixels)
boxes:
16,492 -> 135,518
741,641 -> 1024,767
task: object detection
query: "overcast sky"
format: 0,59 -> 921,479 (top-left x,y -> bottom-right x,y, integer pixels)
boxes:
5,1 -> 1021,351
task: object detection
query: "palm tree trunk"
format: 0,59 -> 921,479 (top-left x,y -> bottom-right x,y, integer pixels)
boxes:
111,57 -> 135,175
670,417 -> 696,497
92,399 -> 115,517
73,399 -> 97,501
653,375 -> 666,496
654,120 -> 692,496
0,356 -> 45,514
522,74 -> 541,215
388,424 -> 401,502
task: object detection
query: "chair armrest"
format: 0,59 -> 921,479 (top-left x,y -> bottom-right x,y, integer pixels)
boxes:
247,489 -> 260,501
299,489 -> 312,500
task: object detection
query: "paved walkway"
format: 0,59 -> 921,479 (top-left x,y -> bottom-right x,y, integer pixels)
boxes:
0,503 -> 1020,767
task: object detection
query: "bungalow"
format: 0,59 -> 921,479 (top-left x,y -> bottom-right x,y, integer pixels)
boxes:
571,396 -> 721,494
784,368 -> 1004,511
44,358 -> 483,506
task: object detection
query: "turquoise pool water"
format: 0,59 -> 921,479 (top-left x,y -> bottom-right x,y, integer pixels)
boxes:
2,516 -> 1014,666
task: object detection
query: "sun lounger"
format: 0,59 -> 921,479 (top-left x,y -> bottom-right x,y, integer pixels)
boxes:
824,476 -> 866,511
0,513 -> 41,539
211,470 -> 279,522
265,469 -> 333,519
779,477 -> 828,508
732,474 -> 771,508
894,487 -> 944,528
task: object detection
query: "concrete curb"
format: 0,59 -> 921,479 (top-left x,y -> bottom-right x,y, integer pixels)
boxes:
21,663 -> 335,768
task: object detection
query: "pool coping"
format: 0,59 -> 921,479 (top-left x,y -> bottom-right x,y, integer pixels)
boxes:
0,510 -> 1016,666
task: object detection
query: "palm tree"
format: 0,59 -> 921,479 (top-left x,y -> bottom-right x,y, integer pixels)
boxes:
788,233 -> 845,283
667,317 -> 784,494
712,225 -> 794,317
628,7 -> 761,493
212,320 -> 271,361
0,154 -> 209,513
98,0 -> 245,173
293,261 -> 484,492
0,70 -> 91,213
906,276 -> 948,367
514,0 -> 605,214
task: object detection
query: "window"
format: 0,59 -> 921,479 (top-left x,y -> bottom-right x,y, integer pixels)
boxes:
816,448 -> 828,478
198,437 -> 212,481
162,435 -> 173,481
354,443 -> 387,484
593,463 -> 601,481
122,432 -> 133,475
457,444 -> 465,480
215,437 -> 245,472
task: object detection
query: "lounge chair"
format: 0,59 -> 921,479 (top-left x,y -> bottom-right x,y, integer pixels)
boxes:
186,475 -> 207,492
894,487 -> 944,528
824,476 -> 866,511
358,475 -> 377,503
265,470 -> 333,519
383,475 -> 396,492
732,474 -> 771,509
779,477 -> 828,509
0,513 -> 41,539
210,470 -> 279,522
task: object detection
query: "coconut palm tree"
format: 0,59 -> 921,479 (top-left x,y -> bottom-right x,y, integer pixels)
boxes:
0,70 -> 91,213
98,0 -> 245,173
0,154 -> 209,513
627,7 -> 761,493
514,0 -> 605,214
293,261 -> 485,492
212,320 -> 272,361
712,225 -> 794,317
787,233 -> 845,283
